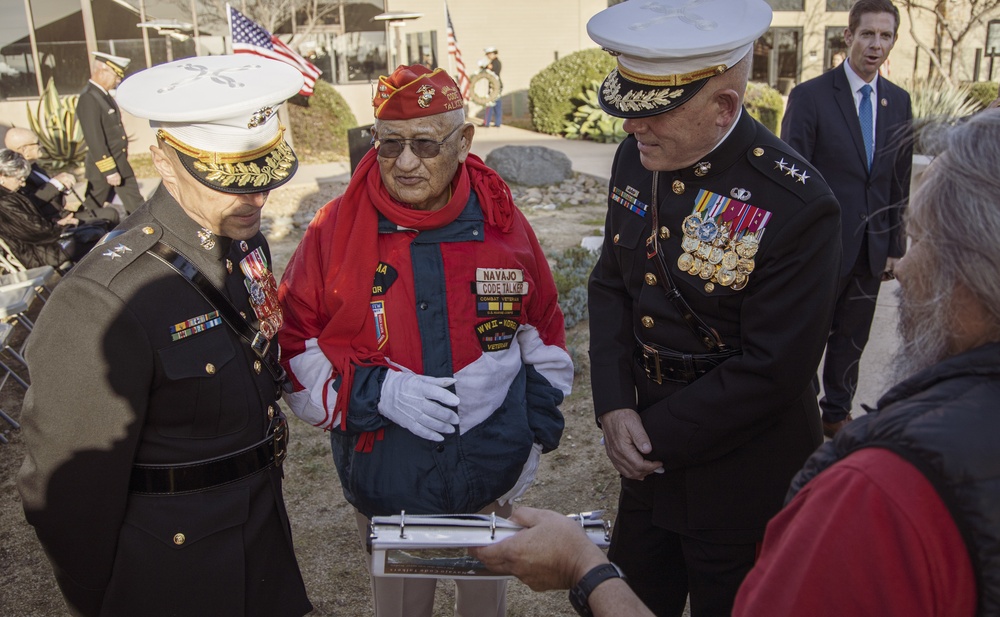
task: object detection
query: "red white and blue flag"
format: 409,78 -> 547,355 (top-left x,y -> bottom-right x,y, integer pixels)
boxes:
228,4 -> 322,97
445,2 -> 469,100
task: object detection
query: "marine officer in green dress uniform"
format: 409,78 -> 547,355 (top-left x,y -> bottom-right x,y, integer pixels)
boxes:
585,1 -> 843,615
17,56 -> 313,617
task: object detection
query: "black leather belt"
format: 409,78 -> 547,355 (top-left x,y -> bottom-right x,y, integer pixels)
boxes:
635,339 -> 741,385
129,417 -> 288,495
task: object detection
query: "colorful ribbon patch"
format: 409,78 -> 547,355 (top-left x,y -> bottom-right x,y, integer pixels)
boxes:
612,185 -> 648,217
170,310 -> 222,341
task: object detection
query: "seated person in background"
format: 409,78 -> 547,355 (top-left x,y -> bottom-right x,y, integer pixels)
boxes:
4,127 -> 119,228
0,149 -> 93,269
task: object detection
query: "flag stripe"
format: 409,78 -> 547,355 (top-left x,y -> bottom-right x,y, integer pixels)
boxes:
228,4 -> 321,97
445,3 -> 469,100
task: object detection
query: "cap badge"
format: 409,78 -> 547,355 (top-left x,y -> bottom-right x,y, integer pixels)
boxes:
603,70 -> 683,114
197,228 -> 216,250
694,161 -> 711,176
630,1 -> 718,32
416,84 -> 436,109
248,106 -> 275,128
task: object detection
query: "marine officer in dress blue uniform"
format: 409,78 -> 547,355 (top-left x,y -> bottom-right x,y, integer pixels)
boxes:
18,55 -> 313,617
586,1 -> 842,615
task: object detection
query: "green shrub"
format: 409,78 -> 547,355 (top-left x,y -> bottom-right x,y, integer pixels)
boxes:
562,80 -> 627,144
26,78 -> 86,171
529,48 -> 616,135
964,81 -> 999,111
744,81 -> 784,135
551,246 -> 600,329
287,80 -> 358,163
900,77 -> 978,120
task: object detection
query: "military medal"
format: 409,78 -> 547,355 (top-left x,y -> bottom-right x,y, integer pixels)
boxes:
239,247 -> 282,338
676,188 -> 771,290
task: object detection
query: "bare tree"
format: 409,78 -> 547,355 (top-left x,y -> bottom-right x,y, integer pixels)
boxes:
900,0 -> 1000,83
180,0 -> 347,42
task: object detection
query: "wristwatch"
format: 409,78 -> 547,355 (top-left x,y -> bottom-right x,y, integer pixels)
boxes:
568,562 -> 627,617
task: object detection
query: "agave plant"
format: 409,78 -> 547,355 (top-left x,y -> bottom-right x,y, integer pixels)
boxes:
900,76 -> 979,120
562,80 -> 626,144
25,78 -> 87,170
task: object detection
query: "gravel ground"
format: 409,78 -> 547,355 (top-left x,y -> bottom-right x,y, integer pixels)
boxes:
0,176 -> 626,616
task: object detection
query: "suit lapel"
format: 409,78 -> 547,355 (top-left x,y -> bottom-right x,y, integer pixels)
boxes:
832,67 -> 869,174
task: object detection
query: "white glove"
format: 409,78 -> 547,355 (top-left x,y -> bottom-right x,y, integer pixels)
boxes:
498,442 -> 543,506
378,369 -> 460,442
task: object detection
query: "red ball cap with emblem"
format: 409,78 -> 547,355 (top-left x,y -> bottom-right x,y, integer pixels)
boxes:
372,65 -> 465,120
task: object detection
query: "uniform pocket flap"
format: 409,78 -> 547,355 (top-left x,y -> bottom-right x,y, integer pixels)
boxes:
124,484 -> 250,549
158,326 -> 236,380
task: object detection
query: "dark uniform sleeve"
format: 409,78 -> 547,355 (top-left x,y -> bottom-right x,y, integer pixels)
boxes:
17,275 -> 153,616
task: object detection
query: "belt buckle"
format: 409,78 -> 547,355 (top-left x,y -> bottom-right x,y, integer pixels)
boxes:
251,331 -> 271,357
271,417 -> 288,465
642,345 -> 663,385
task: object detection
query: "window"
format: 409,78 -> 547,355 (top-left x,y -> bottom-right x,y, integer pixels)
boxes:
0,0 -> 36,98
826,0 -> 852,11
825,26 -> 848,71
753,27 -> 802,91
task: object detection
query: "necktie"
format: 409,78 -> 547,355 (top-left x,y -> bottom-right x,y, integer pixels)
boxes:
859,84 -> 874,170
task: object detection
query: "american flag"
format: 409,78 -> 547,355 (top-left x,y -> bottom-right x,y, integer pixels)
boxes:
445,3 -> 469,100
228,4 -> 322,97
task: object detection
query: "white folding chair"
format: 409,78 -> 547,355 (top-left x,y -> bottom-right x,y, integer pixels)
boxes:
0,321 -> 27,444
0,265 -> 60,302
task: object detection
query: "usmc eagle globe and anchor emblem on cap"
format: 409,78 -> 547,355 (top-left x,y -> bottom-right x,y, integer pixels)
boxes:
587,0 -> 773,118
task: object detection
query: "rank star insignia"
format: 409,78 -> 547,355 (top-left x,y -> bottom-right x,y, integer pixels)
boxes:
794,169 -> 810,184
103,249 -> 121,260
113,244 -> 132,255
785,164 -> 799,178
775,158 -> 789,172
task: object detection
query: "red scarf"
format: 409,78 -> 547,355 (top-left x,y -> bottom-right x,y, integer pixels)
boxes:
315,148 -> 515,436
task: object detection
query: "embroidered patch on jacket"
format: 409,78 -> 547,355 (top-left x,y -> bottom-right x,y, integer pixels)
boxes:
240,247 -> 282,339
476,295 -> 523,317
473,268 -> 529,296
611,185 -> 648,217
170,310 -> 222,341
676,189 -> 770,292
372,262 -> 398,296
475,318 -> 518,352
371,301 -> 388,349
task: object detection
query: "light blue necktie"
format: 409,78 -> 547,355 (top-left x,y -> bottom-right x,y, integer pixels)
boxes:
859,84 -> 874,170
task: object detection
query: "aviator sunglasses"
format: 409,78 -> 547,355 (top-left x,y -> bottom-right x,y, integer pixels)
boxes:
372,123 -> 465,159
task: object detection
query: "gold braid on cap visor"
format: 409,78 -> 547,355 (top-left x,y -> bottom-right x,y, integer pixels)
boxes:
156,126 -> 286,165
617,61 -> 727,86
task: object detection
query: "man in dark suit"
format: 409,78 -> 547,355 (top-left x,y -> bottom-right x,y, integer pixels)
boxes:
76,51 -> 144,214
18,56 -> 312,617
781,0 -> 912,438
585,1 -> 841,614
4,126 -> 119,227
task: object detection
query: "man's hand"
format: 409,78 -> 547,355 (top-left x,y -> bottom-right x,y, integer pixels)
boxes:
600,408 -> 663,479
56,213 -> 80,226
469,507 -> 607,591
105,172 -> 122,187
53,172 -> 76,189
882,256 -> 900,281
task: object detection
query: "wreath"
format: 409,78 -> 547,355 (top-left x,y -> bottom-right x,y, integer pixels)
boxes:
469,70 -> 501,105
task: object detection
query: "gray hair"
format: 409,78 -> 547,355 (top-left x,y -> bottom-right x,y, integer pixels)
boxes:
0,148 -> 31,180
892,110 -> 1000,379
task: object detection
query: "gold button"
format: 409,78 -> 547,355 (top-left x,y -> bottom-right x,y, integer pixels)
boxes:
644,273 -> 658,286
254,360 -> 262,375
659,226 -> 670,239
641,316 -> 654,328
613,233 -> 620,244
205,363 -> 216,375
753,147 -> 764,157
267,405 -> 275,419
226,259 -> 233,274
672,180 -> 685,195
142,226 -> 155,235
173,533 -> 186,545
704,282 -> 716,293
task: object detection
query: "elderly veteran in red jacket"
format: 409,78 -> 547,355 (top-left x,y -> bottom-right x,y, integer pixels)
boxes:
278,64 -> 573,617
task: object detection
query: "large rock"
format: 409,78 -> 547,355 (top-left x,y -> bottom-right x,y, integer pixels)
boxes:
485,145 -> 573,187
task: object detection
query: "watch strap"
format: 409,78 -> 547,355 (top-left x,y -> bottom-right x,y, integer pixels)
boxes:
568,562 -> 626,617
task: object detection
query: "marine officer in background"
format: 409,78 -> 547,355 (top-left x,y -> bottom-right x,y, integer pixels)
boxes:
585,1 -> 842,614
17,55 -> 313,617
